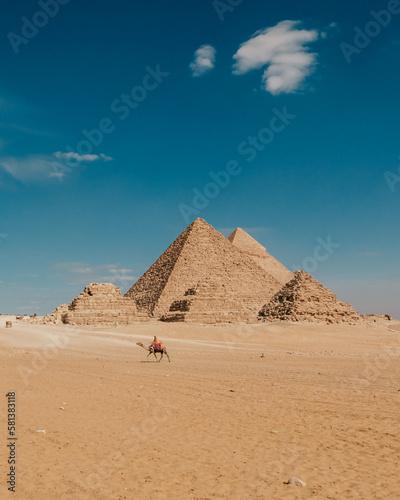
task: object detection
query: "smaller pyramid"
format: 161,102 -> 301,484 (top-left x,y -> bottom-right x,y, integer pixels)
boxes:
259,271 -> 361,324
227,228 -> 293,285
62,283 -> 148,325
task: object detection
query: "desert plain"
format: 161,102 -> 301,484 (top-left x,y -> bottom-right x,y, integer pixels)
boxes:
1,316 -> 400,500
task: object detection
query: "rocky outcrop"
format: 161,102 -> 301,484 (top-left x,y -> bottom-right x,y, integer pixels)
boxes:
259,271 -> 361,324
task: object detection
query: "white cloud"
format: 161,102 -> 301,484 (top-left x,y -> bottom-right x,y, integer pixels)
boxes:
232,20 -> 319,95
0,151 -> 112,182
190,44 -> 216,77
0,154 -> 54,182
53,151 -> 113,162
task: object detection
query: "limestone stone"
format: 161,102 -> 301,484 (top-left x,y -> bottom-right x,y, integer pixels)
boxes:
227,227 -> 293,285
62,283 -> 148,325
259,271 -> 361,324
161,278 -> 258,323
40,304 -> 69,325
126,219 -> 282,322
286,477 -> 306,487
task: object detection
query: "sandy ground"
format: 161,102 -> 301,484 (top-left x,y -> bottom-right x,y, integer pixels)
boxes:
1,316 -> 400,499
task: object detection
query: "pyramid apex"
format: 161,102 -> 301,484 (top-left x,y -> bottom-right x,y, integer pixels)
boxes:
227,227 -> 293,285
231,227 -> 245,234
227,227 -> 268,257
188,218 -> 216,231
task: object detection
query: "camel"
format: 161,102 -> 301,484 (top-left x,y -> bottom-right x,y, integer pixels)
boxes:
136,342 -> 170,362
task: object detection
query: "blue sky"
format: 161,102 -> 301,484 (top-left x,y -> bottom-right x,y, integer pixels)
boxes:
0,0 -> 399,318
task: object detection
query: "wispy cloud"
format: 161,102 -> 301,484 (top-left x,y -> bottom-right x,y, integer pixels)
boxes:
52,262 -> 138,287
232,20 -> 319,95
0,94 -> 57,137
53,151 -> 113,162
190,44 -> 216,77
0,154 -> 54,182
0,151 -> 113,182
320,22 -> 339,39
5,123 -> 57,137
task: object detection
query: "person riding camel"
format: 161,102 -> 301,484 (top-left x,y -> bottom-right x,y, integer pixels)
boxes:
151,336 -> 159,349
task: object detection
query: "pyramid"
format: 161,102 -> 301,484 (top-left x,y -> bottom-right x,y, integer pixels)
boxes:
125,219 -> 283,321
258,271 -> 361,324
227,228 -> 293,285
62,283 -> 148,325
161,278 -> 259,323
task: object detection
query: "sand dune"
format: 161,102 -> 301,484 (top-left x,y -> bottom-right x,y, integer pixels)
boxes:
1,318 -> 400,499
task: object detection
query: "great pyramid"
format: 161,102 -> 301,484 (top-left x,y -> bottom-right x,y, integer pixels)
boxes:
227,227 -> 293,285
161,278 -> 260,323
125,218 -> 283,322
62,283 -> 148,325
258,271 -> 361,324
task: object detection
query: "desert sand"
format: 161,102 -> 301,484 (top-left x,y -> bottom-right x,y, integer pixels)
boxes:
1,317 -> 400,499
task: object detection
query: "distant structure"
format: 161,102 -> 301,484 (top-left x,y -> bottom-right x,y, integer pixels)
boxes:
227,227 -> 293,285
42,219 -> 362,325
259,271 -> 361,324
125,218 -> 283,322
45,283 -> 148,326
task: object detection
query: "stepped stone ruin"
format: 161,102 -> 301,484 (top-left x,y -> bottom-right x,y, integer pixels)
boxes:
125,218 -> 283,322
227,227 -> 293,285
40,304 -> 69,325
258,271 -> 361,324
61,283 -> 148,325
